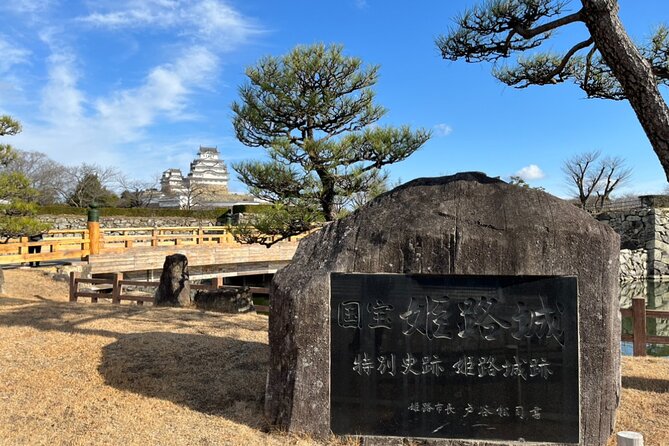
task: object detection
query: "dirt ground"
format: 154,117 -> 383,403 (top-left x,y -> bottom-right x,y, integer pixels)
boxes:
0,268 -> 666,446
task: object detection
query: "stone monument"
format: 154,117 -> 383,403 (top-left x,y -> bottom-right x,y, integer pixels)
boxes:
265,173 -> 621,446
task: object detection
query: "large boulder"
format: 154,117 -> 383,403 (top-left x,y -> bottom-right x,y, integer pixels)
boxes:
193,287 -> 254,313
265,172 -> 620,446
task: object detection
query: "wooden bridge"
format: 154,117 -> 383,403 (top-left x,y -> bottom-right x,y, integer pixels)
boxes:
0,226 -> 303,278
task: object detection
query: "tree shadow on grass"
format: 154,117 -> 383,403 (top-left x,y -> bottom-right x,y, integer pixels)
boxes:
0,298 -> 268,339
622,376 -> 669,393
98,332 -> 270,429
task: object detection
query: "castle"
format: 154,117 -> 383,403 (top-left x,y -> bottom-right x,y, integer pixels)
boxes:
154,146 -> 257,209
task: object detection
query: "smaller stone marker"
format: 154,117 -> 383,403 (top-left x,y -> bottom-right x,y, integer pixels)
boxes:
154,253 -> 191,306
617,432 -> 643,446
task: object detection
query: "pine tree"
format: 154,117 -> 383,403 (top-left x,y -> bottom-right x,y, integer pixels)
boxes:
437,0 -> 669,179
0,116 -> 49,241
232,44 -> 430,244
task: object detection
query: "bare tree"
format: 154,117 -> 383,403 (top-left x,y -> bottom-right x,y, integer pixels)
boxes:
117,174 -> 161,208
61,164 -> 121,207
562,150 -> 632,210
7,150 -> 67,205
162,180 -> 208,210
181,182 -> 209,210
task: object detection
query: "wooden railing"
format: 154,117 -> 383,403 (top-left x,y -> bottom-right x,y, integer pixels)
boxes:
0,226 -> 304,265
621,297 -> 669,356
0,229 -> 90,265
68,272 -> 270,311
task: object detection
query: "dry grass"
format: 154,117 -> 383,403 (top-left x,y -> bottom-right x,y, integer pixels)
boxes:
0,268 -> 667,446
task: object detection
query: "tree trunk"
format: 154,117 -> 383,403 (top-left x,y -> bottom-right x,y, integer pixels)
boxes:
316,169 -> 337,221
154,254 -> 191,306
582,0 -> 669,181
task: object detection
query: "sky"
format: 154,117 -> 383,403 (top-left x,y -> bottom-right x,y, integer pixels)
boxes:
0,0 -> 668,198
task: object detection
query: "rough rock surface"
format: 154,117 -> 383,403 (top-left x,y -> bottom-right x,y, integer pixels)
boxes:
265,173 -> 621,446
193,287 -> 254,313
154,254 -> 191,306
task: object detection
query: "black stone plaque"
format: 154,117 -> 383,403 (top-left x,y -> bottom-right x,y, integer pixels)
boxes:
330,273 -> 579,443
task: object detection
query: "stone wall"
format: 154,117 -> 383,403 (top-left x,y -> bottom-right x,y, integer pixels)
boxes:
598,206 -> 669,280
619,248 -> 648,281
38,215 -> 219,230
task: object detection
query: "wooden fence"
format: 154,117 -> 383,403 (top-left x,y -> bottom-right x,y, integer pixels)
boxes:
620,297 -> 669,356
0,226 -> 302,266
69,272 -> 270,312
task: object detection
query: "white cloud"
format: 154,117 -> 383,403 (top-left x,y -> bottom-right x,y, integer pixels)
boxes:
2,0 -> 260,184
515,164 -> 545,181
79,0 -> 261,49
0,36 -> 31,73
354,0 -> 368,9
40,51 -> 86,124
433,123 -> 453,137
94,46 -> 219,139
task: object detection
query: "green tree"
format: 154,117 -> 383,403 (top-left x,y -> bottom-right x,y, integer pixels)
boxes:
67,169 -> 119,208
0,116 -> 49,241
436,0 -> 669,180
509,174 -> 546,191
232,44 -> 430,244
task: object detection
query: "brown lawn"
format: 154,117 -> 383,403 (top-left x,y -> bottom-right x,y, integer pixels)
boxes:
0,268 -> 666,446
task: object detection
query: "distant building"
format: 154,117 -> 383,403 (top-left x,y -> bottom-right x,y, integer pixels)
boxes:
153,146 -> 260,209
161,168 -> 187,193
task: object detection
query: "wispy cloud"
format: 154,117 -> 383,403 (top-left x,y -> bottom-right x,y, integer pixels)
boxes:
354,0 -> 368,9
433,123 -> 453,137
4,0 -> 262,182
40,51 -> 86,124
514,164 -> 545,181
0,36 -> 31,73
95,46 -> 219,139
0,0 -> 55,15
78,0 -> 261,49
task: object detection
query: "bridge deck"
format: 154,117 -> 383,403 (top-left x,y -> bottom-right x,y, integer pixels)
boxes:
86,241 -> 299,276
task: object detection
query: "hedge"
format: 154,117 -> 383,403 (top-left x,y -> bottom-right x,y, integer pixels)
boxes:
36,204 -> 278,219
37,205 -> 231,219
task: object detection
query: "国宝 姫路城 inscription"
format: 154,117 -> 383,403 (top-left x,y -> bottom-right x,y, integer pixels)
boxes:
330,273 -> 579,443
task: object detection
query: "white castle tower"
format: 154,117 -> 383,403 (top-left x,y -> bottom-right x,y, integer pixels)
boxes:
157,146 -> 250,208
185,146 -> 229,190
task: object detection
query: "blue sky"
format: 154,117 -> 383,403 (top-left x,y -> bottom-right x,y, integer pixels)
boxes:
0,0 -> 668,198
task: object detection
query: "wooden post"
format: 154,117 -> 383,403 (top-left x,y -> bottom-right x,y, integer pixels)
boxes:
87,204 -> 101,256
112,273 -> 122,304
69,272 -> 79,302
18,236 -> 28,256
632,297 -> 647,357
152,229 -> 159,247
197,228 -> 203,245
617,431 -> 643,445
88,222 -> 100,255
213,276 -> 223,289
